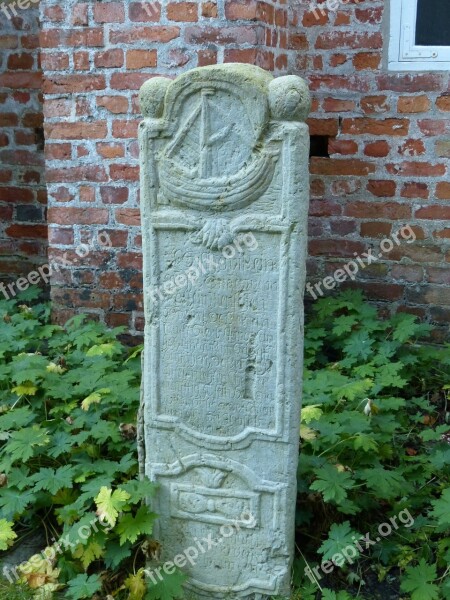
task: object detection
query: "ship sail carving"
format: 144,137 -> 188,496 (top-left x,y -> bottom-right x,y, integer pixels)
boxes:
160,87 -> 279,210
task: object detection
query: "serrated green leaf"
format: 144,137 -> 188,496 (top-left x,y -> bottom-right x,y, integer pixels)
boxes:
73,540 -> 104,569
47,431 -> 73,458
104,539 -> 132,569
353,433 -> 378,452
81,388 -> 111,411
88,420 -> 121,444
310,465 -> 354,503
332,315 -> 359,337
146,569 -> 187,600
301,405 -> 323,424
86,343 -> 119,357
11,381 -> 38,396
420,425 -> 450,442
300,424 -> 317,441
60,512 -> 99,548
358,467 -> 405,500
66,574 -> 102,600
392,313 -> 420,343
400,559 -> 439,600
442,577 -> 450,600
122,478 -> 157,503
0,406 -> 34,430
430,488 -> 450,530
321,590 -> 353,600
118,452 -> 136,473
318,521 -> 361,562
31,465 -> 75,495
6,466 -> 30,490
338,378 -> 373,401
429,447 -> 450,470
95,486 -> 131,527
373,362 -> 408,391
116,505 -> 157,545
124,569 -> 147,600
0,518 -> 16,550
343,331 -> 374,361
4,426 -> 49,462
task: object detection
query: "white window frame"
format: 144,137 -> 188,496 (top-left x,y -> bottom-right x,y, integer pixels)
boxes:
388,0 -> 450,71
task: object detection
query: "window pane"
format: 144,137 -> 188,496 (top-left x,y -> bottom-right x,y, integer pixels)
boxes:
416,0 -> 450,46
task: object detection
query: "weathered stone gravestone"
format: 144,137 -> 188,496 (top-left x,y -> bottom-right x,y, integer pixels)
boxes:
139,64 -> 310,598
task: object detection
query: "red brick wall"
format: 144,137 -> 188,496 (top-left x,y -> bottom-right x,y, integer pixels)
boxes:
0,7 -> 47,284
40,0 -> 289,332
5,0 -> 449,339
291,0 -> 450,341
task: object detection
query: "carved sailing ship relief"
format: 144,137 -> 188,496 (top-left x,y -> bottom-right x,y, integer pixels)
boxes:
158,78 -> 280,212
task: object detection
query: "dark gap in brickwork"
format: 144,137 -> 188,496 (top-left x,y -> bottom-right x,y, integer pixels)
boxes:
310,135 -> 330,158
35,128 -> 45,152
16,206 -> 43,222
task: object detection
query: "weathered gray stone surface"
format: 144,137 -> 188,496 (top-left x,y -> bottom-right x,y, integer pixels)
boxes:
139,64 -> 310,599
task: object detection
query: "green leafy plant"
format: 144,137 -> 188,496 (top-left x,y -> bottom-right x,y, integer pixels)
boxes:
1,288 -> 449,600
296,290 -> 450,598
0,290 -> 175,599
0,579 -> 35,600
400,559 -> 439,600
